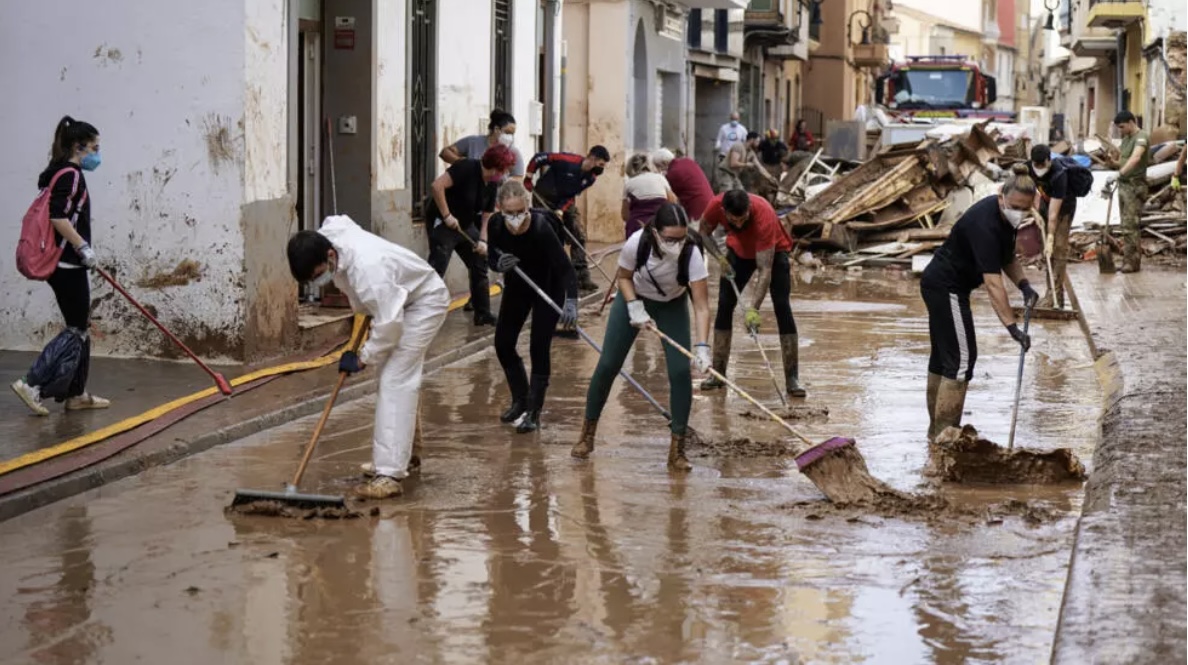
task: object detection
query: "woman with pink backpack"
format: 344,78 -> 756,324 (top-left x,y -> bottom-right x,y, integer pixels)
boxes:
11,116 -> 108,416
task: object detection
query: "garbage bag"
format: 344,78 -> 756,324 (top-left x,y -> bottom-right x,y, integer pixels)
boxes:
27,327 -> 90,401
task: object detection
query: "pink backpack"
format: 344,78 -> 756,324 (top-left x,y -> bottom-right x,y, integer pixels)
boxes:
16,168 -> 85,280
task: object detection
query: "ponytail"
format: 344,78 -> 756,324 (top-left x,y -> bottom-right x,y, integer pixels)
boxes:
49,115 -> 99,166
1002,163 -> 1037,197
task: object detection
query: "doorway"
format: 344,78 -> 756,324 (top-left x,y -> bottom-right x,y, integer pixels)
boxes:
297,25 -> 322,232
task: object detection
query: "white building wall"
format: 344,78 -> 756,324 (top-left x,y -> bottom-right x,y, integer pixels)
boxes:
511,0 -> 542,156
1148,0 -> 1188,42
0,0 -> 252,357
436,0 -> 495,164
374,0 -> 408,191
894,0 -> 982,34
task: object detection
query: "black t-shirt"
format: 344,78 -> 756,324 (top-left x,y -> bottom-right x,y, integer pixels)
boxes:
758,138 -> 788,165
923,195 -> 1016,294
1030,157 -> 1079,219
487,210 -> 577,299
38,162 -> 91,267
426,159 -> 495,228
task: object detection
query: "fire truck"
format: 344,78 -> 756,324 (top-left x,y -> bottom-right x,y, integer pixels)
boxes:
874,55 -> 1016,121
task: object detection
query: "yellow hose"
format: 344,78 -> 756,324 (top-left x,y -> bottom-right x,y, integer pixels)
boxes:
0,284 -> 499,478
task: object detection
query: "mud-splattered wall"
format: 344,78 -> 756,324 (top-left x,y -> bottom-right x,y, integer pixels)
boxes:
0,0 -> 252,360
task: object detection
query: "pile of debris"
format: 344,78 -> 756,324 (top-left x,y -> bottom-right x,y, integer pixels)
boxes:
777,121 -> 1011,266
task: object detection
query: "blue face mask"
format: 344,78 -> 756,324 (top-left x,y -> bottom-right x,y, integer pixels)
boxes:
81,151 -> 101,172
730,120 -> 739,127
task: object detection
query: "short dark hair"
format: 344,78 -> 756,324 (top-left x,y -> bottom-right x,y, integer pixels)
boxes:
1114,111 -> 1136,125
722,189 -> 751,216
746,131 -> 761,141
287,230 -> 333,282
1030,145 -> 1052,164
588,145 -> 611,161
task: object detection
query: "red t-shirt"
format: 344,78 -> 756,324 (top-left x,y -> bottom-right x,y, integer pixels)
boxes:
701,193 -> 793,259
665,157 -> 714,220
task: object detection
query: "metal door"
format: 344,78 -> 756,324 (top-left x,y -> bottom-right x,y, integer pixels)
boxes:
410,0 -> 437,222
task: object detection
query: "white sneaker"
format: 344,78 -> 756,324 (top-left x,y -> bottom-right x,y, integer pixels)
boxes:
359,462 -> 377,477
65,393 -> 110,411
11,379 -> 49,417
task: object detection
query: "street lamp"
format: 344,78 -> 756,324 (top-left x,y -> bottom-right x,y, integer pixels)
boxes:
1043,0 -> 1059,31
847,9 -> 874,46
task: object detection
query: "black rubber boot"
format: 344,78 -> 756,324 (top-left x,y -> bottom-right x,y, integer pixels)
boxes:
500,397 -> 527,424
516,374 -> 549,434
700,331 -> 732,390
473,310 -> 497,326
577,270 -> 598,293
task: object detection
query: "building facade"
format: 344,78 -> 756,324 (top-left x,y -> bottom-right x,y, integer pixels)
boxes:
0,0 -> 554,359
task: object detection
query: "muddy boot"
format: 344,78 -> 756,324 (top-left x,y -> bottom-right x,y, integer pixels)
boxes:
576,270 -> 598,293
925,372 -> 942,441
699,331 -> 732,390
516,374 -> 548,434
410,407 -> 424,472
667,432 -> 693,472
779,334 -> 807,398
1120,253 -> 1142,273
570,418 -> 599,459
928,377 -> 969,442
353,475 -> 403,500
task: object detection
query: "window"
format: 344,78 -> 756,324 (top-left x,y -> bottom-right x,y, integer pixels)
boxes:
409,0 -> 437,221
688,9 -> 702,48
492,0 -> 512,110
714,9 -> 728,53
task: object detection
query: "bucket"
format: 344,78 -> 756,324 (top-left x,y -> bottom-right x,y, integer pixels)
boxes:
1016,221 -> 1043,259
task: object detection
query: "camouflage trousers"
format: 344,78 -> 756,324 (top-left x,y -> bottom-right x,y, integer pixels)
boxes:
1118,179 -> 1148,269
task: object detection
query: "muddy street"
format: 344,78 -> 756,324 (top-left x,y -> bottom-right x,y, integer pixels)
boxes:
0,268 -> 1107,664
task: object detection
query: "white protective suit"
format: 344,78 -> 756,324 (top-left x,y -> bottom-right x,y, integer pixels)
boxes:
319,215 -> 450,478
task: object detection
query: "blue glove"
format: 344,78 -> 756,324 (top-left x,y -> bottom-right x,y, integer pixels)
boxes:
339,350 -> 365,374
559,297 -> 578,329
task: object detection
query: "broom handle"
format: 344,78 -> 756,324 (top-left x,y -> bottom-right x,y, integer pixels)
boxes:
290,317 -> 370,489
719,261 -> 788,408
1006,304 -> 1032,450
648,324 -> 813,448
531,190 -> 616,285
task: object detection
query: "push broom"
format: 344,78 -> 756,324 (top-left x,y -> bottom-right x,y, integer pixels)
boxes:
648,325 -> 895,505
230,317 -> 371,512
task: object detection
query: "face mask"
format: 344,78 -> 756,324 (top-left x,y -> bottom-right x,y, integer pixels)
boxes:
730,120 -> 739,127
497,132 -> 515,147
1001,207 -> 1026,228
590,166 -> 605,176
655,233 -> 685,258
81,151 -> 101,172
310,261 -> 336,288
1033,165 -> 1050,177
504,211 -> 529,232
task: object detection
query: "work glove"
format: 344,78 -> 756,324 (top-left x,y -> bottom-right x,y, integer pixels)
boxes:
1173,176 -> 1182,191
559,297 -> 579,329
443,214 -> 460,230
626,299 -> 652,328
1044,230 -> 1055,258
493,252 -> 520,273
1007,324 -> 1031,352
692,343 -> 712,375
744,308 -> 762,333
1018,280 -> 1040,309
717,255 -> 735,279
339,350 -> 365,374
77,242 -> 97,269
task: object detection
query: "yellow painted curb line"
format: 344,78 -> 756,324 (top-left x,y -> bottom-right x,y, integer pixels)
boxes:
0,283 -> 500,478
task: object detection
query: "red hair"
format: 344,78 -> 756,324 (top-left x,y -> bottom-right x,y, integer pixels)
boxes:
481,144 -> 516,172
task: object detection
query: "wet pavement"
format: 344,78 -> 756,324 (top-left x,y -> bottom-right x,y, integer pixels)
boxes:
0,263 -> 1136,664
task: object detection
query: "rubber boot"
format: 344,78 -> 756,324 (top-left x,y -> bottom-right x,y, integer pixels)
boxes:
1120,251 -> 1141,273
667,431 -> 693,471
779,334 -> 807,398
410,406 -> 424,472
500,396 -> 527,424
516,374 -> 549,434
577,269 -> 598,293
925,372 -> 942,442
929,377 -> 968,442
570,418 -> 598,459
700,331 -> 732,390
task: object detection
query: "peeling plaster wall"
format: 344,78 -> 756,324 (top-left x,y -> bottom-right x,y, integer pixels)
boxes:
437,0 -> 495,160
0,0 -> 249,359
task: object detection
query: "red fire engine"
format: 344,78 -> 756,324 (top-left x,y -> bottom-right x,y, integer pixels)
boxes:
874,55 -> 1016,121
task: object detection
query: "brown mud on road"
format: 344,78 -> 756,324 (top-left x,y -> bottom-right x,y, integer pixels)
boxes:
926,424 -> 1087,485
0,268 -> 1105,664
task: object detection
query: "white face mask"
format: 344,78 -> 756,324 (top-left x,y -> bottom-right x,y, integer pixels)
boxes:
504,211 -> 529,232
1033,165 -> 1050,177
1001,207 -> 1026,229
310,262 -> 336,288
497,132 -> 515,147
655,234 -> 686,258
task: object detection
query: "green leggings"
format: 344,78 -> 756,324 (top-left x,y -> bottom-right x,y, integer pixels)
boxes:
584,292 -> 692,434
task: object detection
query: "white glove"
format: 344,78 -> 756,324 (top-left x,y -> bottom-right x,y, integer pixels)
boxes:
443,214 -> 460,230
77,242 -> 97,269
692,343 -> 712,374
626,299 -> 651,328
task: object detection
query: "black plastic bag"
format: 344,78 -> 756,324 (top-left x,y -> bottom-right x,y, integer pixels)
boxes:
27,327 -> 90,402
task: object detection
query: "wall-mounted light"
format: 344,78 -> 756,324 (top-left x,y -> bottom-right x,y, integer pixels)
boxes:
847,9 -> 874,45
1043,0 -> 1059,31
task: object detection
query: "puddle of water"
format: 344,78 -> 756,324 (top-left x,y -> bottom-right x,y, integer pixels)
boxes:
0,269 -> 1101,665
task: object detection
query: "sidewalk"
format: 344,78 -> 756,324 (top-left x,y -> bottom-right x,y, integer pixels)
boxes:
0,248 -> 621,521
1052,264 -> 1187,663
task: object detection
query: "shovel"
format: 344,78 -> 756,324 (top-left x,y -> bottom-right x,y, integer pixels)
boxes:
1006,303 -> 1032,450
1098,181 -> 1117,274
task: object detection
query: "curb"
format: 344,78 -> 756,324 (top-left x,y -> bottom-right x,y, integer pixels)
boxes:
0,289 -> 608,522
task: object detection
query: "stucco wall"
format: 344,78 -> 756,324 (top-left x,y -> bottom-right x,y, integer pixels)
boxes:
1148,0 -> 1188,42
0,0 -> 253,359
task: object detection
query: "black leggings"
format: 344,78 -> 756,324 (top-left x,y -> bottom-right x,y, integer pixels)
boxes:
494,277 -> 562,398
714,249 -> 797,334
49,267 -> 91,329
427,222 -> 491,315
